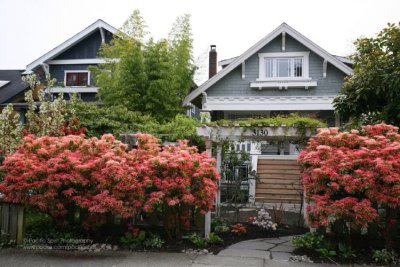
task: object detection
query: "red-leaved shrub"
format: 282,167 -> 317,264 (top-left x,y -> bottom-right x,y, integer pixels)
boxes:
0,133 -> 219,236
298,124 -> 400,237
231,223 -> 247,235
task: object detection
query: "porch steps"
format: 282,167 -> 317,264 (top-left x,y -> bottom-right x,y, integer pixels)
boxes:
255,158 -> 302,204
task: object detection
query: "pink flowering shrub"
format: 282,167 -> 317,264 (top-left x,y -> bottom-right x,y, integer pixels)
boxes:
0,133 -> 219,235
0,134 -> 143,227
129,133 -> 219,238
298,124 -> 400,234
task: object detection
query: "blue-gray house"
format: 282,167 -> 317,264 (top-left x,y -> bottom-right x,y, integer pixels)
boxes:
184,23 -> 353,127
186,24 -> 354,205
23,19 -> 117,101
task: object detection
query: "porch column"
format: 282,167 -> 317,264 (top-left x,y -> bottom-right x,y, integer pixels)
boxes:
249,155 -> 258,204
204,137 -> 212,238
216,143 -> 222,216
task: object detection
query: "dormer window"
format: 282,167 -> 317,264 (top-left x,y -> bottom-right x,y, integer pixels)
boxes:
257,52 -> 310,81
65,71 -> 90,87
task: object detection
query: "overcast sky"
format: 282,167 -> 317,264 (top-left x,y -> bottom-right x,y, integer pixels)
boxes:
1,0 -> 399,82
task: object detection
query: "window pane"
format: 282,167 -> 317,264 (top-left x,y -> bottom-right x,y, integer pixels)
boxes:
294,58 -> 303,77
277,59 -> 290,77
66,72 -> 89,86
265,58 -> 273,77
80,73 -> 88,85
66,73 -> 77,86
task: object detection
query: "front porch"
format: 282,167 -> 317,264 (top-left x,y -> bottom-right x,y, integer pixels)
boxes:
197,123 -> 314,207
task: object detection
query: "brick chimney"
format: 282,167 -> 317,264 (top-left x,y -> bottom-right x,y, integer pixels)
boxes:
209,45 -> 217,78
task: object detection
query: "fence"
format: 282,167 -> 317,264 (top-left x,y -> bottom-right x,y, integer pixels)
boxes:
0,202 -> 25,245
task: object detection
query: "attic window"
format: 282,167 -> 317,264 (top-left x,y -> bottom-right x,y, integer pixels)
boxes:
65,71 -> 89,86
257,52 -> 310,81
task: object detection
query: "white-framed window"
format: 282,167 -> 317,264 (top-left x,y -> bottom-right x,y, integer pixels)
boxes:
257,52 -> 310,81
64,70 -> 90,87
185,103 -> 196,117
234,141 -> 252,153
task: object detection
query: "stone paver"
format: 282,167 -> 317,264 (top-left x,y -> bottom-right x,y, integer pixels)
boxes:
218,236 -> 296,262
270,244 -> 295,252
270,252 -> 293,261
218,248 -> 271,260
228,241 -> 275,251
193,254 -> 264,267
260,238 -> 288,245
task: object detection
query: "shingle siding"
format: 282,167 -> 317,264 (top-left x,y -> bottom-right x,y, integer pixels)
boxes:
53,29 -> 113,60
206,34 -> 346,97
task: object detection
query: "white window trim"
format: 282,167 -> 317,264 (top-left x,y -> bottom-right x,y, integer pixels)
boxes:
49,87 -> 98,93
257,52 -> 310,81
64,70 -> 90,87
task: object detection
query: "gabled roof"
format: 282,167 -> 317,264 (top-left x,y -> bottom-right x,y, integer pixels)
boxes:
333,55 -> 354,65
0,70 -> 29,104
219,55 -> 353,69
25,19 -> 117,73
184,23 -> 353,106
218,56 -> 238,68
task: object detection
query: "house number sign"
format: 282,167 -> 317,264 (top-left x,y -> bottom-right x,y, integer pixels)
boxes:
252,129 -> 269,136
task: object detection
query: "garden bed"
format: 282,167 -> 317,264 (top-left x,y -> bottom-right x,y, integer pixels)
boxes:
291,231 -> 400,266
153,223 -> 307,254
293,247 -> 380,266
21,213 -> 307,255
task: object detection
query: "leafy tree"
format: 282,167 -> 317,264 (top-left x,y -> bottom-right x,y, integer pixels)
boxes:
23,74 -> 73,136
69,100 -> 158,138
157,114 -> 203,149
0,104 -> 22,159
0,74 -> 81,160
91,10 -> 195,122
334,22 -> 400,126
70,100 -> 203,149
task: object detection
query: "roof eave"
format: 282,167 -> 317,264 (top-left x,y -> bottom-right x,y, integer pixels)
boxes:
25,19 -> 117,73
183,24 -> 286,106
183,23 -> 353,106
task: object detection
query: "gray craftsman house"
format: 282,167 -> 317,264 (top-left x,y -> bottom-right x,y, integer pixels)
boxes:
185,23 -> 354,205
184,23 -> 352,128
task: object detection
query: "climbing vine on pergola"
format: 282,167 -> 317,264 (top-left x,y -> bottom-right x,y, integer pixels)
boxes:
197,115 -> 325,237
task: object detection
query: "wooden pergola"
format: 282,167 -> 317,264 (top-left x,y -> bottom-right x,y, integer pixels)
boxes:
197,124 -> 316,237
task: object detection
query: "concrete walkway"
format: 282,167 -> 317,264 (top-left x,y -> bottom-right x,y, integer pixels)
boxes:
0,249 -> 324,267
0,248 -> 332,267
218,235 -> 296,261
1,236 -> 375,266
